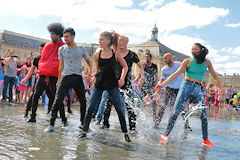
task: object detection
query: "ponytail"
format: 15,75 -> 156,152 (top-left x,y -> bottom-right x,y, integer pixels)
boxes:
100,31 -> 119,50
112,31 -> 119,51
194,43 -> 208,64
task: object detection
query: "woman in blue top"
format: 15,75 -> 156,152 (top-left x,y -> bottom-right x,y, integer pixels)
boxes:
155,43 -> 222,148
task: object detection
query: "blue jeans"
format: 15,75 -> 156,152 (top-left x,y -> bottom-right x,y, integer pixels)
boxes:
165,80 -> 208,140
83,86 -> 127,133
97,90 -> 108,122
2,76 -> 16,100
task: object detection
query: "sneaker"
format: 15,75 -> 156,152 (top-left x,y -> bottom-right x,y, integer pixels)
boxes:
24,111 -> 28,118
202,138 -> 214,148
100,124 -> 109,130
159,134 -> 168,144
79,133 -> 87,140
124,134 -> 131,143
1,99 -> 7,103
62,121 -> 69,127
67,109 -> 73,115
28,118 -> 36,123
130,129 -> 137,135
8,99 -> 13,103
44,125 -> 54,133
79,124 -> 84,129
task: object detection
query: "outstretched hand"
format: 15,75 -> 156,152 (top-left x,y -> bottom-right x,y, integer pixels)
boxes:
155,82 -> 164,92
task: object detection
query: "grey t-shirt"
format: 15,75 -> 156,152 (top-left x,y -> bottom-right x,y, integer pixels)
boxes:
5,59 -> 18,77
58,44 -> 89,76
161,61 -> 183,89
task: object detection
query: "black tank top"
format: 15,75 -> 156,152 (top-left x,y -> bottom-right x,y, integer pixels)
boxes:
95,50 -> 118,89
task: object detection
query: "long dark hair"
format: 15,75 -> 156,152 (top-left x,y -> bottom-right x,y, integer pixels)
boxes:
194,43 -> 208,64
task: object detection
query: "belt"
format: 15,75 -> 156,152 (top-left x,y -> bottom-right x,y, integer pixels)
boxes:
185,80 -> 201,86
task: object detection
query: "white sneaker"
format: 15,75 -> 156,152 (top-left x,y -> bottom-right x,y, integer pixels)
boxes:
44,125 -> 54,133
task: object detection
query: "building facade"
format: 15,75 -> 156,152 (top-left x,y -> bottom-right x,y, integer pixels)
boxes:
129,25 -> 213,82
208,73 -> 240,91
0,30 -> 48,60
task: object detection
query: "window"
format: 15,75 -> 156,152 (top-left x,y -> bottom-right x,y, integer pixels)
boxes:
10,40 -> 15,45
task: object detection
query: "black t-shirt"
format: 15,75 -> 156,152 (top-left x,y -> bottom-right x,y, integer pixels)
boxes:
33,56 -> 41,69
115,50 -> 140,89
142,63 -> 158,88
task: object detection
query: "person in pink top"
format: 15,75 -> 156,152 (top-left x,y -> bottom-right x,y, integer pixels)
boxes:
18,65 -> 28,104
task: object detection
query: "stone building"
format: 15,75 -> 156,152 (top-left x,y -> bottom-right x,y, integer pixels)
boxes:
208,73 -> 240,91
0,30 -> 98,62
129,25 -> 208,80
0,30 -> 48,60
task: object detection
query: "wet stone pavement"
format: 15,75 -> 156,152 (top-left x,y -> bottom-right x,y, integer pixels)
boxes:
0,103 -> 240,160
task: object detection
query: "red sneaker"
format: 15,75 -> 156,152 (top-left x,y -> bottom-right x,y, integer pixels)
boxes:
159,134 -> 168,144
202,138 -> 214,148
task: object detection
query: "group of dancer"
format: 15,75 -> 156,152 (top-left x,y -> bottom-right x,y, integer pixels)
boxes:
21,23 -> 222,148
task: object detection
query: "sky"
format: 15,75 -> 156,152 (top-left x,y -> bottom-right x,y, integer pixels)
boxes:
0,0 -> 239,75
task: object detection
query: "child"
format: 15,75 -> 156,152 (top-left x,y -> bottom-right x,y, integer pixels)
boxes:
232,95 -> 239,111
17,66 -> 28,104
0,58 -> 4,98
218,86 -> 225,110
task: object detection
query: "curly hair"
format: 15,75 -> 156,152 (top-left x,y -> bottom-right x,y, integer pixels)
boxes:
47,23 -> 64,38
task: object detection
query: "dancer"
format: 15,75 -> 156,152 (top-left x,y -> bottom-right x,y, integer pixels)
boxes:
154,53 -> 189,129
139,53 -> 158,121
79,31 -> 131,142
156,43 -> 222,148
28,23 -> 65,122
21,42 -> 46,117
101,35 -> 143,132
44,27 -> 92,132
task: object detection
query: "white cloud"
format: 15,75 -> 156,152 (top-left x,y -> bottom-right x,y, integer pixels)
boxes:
212,55 -> 230,63
140,0 -> 164,10
159,33 -> 205,56
232,46 -> 240,55
226,22 -> 240,28
0,0 -> 229,44
214,62 -> 240,75
0,0 -> 235,73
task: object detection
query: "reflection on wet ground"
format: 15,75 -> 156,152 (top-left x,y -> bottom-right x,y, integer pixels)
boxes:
0,103 -> 239,160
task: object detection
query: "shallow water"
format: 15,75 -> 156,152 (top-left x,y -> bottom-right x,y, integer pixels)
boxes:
0,103 -> 239,160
